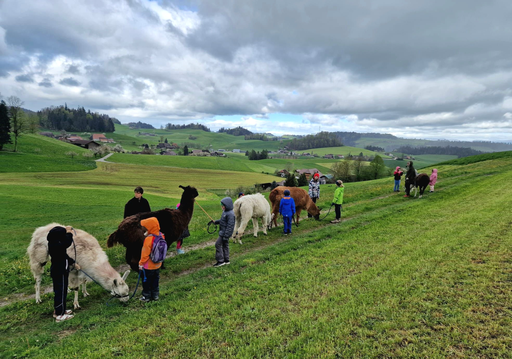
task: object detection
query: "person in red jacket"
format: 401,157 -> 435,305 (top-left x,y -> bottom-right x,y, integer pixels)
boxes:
139,217 -> 163,302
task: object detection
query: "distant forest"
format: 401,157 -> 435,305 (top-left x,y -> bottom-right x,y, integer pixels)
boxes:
218,126 -> 252,136
287,132 -> 342,150
38,105 -> 115,132
164,123 -> 211,132
395,145 -> 484,158
128,121 -> 154,129
333,131 -> 397,146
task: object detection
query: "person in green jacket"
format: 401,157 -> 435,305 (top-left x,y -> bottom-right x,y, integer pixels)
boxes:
331,180 -> 344,224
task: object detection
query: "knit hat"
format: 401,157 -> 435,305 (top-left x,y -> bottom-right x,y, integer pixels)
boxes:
284,189 -> 290,196
313,173 -> 320,179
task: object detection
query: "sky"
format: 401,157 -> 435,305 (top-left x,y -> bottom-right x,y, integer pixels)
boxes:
1,0 -> 512,142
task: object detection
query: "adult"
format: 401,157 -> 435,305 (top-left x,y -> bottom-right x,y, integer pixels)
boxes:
124,186 -> 151,218
404,161 -> 416,198
393,166 -> 404,192
47,226 -> 79,322
308,173 -> 320,217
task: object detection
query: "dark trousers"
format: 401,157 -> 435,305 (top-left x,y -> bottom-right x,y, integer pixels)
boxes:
335,204 -> 342,220
283,215 -> 292,234
142,268 -> 160,299
52,272 -> 69,316
405,179 -> 412,195
308,197 -> 317,217
215,237 -> 229,263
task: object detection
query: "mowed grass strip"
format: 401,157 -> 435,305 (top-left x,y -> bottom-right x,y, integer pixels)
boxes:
1,158 -> 511,357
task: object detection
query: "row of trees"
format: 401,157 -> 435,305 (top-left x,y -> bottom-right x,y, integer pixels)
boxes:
287,132 -> 342,150
0,96 -> 39,152
331,155 -> 391,182
164,123 -> 211,132
395,145 -> 483,158
218,126 -> 253,136
247,149 -> 269,160
38,105 -> 115,132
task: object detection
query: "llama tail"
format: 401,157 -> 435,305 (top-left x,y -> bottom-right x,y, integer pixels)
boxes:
107,231 -> 118,248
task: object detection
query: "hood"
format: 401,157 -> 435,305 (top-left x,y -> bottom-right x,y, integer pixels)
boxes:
140,217 -> 160,236
432,169 -> 437,174
396,166 -> 401,171
47,226 -> 66,242
221,197 -> 234,211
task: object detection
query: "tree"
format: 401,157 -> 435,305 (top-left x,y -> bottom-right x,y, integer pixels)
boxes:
65,151 -> 78,159
270,181 -> 278,190
353,156 -> 365,181
0,101 -> 11,150
297,173 -> 308,186
26,113 -> 39,134
369,155 -> 386,179
183,145 -> 189,156
331,160 -> 352,182
284,173 -> 297,187
7,96 -> 28,152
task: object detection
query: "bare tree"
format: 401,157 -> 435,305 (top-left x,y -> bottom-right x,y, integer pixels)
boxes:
7,96 -> 28,152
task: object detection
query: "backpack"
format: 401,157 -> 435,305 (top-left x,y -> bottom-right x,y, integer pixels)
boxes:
150,233 -> 168,263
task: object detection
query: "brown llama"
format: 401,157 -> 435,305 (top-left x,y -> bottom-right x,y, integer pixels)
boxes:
108,185 -> 199,270
269,187 -> 321,228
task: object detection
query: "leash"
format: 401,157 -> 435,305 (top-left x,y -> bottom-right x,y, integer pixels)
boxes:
195,200 -> 219,234
319,203 -> 335,221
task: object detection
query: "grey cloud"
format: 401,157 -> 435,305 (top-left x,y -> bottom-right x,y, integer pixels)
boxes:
38,78 -> 53,87
67,65 -> 80,75
15,74 -> 34,82
59,77 -> 81,86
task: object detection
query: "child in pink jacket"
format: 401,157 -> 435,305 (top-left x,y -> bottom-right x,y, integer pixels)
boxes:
429,169 -> 438,192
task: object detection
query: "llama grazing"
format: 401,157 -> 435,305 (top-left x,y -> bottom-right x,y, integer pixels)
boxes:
108,185 -> 199,270
409,173 -> 430,198
269,187 -> 321,228
232,193 -> 271,244
27,223 -> 130,309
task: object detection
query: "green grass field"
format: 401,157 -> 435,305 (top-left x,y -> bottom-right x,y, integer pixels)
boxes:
384,154 -> 458,170
1,149 -> 512,357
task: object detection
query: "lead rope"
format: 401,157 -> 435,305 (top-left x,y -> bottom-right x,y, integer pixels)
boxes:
195,200 -> 219,234
319,203 -> 335,221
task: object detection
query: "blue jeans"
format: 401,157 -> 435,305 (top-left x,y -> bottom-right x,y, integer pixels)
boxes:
394,180 -> 400,191
283,215 -> 292,234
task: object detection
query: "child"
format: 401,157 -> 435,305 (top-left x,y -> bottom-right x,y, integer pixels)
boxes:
393,166 -> 403,192
139,217 -> 163,301
279,189 -> 296,235
47,226 -> 79,322
429,168 -> 438,192
175,203 -> 189,254
210,197 -> 235,267
331,180 -> 344,223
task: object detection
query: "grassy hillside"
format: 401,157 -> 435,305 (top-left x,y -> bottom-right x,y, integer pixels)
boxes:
384,154 -> 458,170
300,146 -> 386,157
1,152 -> 512,357
0,134 -> 97,172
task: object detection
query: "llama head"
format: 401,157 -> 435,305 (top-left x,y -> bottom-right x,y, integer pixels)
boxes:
179,185 -> 199,199
112,269 -> 130,302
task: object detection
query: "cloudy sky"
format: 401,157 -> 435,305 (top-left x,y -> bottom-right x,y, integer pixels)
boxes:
1,0 -> 512,141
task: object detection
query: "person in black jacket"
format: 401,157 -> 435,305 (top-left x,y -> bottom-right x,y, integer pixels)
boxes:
124,186 -> 151,218
209,197 -> 235,267
404,161 -> 416,198
47,226 -> 79,322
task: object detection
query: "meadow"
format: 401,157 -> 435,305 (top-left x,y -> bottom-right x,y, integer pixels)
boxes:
1,140 -> 512,357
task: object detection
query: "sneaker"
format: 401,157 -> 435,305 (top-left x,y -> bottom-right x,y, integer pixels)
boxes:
224,261 -> 230,265
53,309 -> 73,318
429,191 -> 434,193
55,313 -> 74,322
177,248 -> 185,255
213,262 -> 225,267
140,296 -> 150,302
403,195 -> 409,198
152,296 -> 159,301
330,219 -> 340,224
284,233 -> 288,236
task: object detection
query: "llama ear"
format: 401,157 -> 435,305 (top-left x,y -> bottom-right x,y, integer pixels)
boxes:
179,185 -> 184,189
122,270 -> 130,281
113,279 -> 118,287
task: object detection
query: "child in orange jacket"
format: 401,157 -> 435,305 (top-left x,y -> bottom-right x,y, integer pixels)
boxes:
139,217 -> 163,302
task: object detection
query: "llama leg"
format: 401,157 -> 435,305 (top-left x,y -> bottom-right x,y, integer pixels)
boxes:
262,215 -> 269,235
296,209 -> 301,226
233,217 -> 240,240
35,273 -> 42,304
252,218 -> 259,237
82,282 -> 90,297
73,289 -> 81,309
237,217 -> 251,244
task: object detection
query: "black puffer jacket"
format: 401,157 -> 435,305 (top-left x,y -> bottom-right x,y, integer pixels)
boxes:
47,226 -> 75,276
215,197 -> 235,240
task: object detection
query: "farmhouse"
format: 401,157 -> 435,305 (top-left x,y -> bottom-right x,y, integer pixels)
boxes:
277,169 -> 290,177
69,140 -> 101,150
295,168 -> 323,180
92,134 -> 115,143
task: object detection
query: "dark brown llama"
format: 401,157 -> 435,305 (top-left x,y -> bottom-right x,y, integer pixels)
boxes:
269,187 -> 321,228
107,185 -> 199,270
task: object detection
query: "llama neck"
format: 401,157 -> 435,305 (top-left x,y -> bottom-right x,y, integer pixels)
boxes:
86,263 -> 119,291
